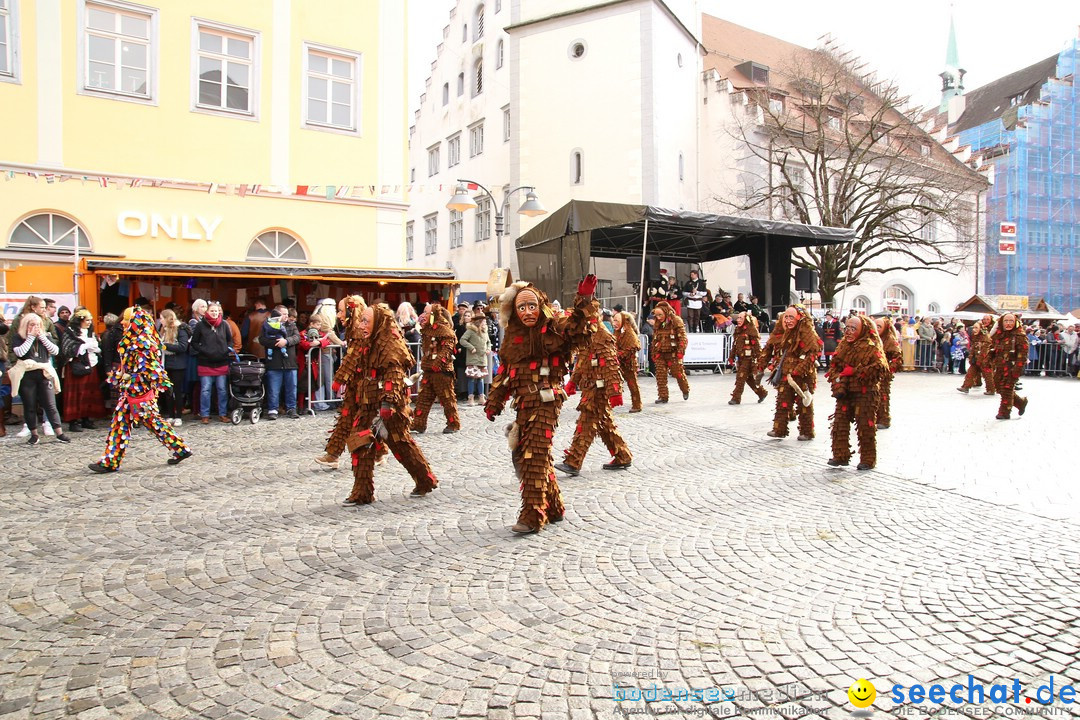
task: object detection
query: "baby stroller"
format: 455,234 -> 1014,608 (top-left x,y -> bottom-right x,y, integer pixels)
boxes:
228,353 -> 266,424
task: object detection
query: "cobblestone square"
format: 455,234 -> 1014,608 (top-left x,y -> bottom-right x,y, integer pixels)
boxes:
1,372 -> 1078,719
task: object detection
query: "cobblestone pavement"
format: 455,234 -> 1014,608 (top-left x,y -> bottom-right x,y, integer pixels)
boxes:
1,371 -> 1079,720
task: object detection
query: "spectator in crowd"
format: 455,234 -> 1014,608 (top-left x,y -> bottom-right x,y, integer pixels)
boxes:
917,316 -> 936,370
299,306 -> 342,412
261,305 -> 300,419
950,325 -> 969,375
240,298 -> 269,360
819,312 -> 841,369
0,311 -> 9,436
61,308 -> 106,433
185,299 -> 208,415
8,312 -> 69,445
459,311 -> 491,405
159,308 -> 190,427
601,309 -> 614,333
397,302 -> 420,345
190,301 -> 233,424
733,292 -> 750,314
1062,324 -> 1079,376
44,298 -> 58,322
54,306 -> 72,334
454,304 -> 471,398
749,295 -> 770,332
8,297 -> 58,437
682,269 -> 707,332
222,310 -> 243,354
901,318 -> 918,371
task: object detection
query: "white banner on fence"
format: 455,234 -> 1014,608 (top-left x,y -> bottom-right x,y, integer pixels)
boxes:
683,333 -> 729,365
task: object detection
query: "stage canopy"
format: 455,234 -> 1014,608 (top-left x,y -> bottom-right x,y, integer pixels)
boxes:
514,201 -> 854,309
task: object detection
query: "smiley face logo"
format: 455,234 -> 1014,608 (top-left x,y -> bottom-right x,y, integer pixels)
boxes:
848,678 -> 876,708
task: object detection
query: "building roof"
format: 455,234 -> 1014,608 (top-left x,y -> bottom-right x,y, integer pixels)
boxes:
701,15 -> 801,87
950,54 -> 1060,133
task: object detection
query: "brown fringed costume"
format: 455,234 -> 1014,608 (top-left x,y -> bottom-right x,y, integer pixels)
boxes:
875,318 -> 902,428
988,313 -> 1029,419
730,313 -> 768,404
560,324 -> 633,472
343,304 -> 438,505
614,312 -> 642,412
755,322 -> 785,377
959,317 -> 996,395
411,304 -> 460,433
317,295 -> 366,466
651,301 -> 689,402
484,278 -> 599,534
828,316 -> 889,469
764,307 -> 820,440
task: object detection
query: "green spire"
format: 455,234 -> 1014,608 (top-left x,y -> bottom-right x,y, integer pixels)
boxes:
945,15 -> 960,70
939,13 -> 966,112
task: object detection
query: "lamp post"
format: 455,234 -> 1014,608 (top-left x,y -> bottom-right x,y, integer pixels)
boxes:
446,179 -> 547,269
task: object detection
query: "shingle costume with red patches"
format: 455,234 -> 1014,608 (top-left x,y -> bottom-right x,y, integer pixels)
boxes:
650,301 -> 689,402
730,314 -> 768,404
959,317 -> 996,395
410,304 -> 460,433
828,316 -> 889,469
561,324 -> 632,471
485,277 -> 599,534
613,312 -> 642,412
91,307 -> 190,472
343,304 -> 437,504
318,295 -> 366,463
874,318 -> 902,428
988,313 -> 1029,420
764,307 -> 821,440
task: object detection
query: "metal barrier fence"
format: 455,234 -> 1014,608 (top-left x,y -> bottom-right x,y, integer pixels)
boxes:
1025,341 -> 1078,377
300,341 -> 426,415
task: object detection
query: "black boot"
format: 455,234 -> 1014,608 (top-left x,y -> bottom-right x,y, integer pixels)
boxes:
81,418 -> 95,429
69,422 -> 83,433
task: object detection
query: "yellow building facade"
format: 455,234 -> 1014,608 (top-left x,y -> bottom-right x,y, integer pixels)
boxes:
0,0 -> 452,320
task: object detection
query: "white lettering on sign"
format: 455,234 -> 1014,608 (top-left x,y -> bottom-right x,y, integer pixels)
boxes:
117,211 -> 221,241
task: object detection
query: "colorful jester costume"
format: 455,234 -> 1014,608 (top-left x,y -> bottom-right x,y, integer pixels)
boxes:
343,304 -> 437,505
764,308 -> 820,440
410,304 -> 460,433
828,316 -> 889,469
614,312 -> 642,412
485,277 -> 599,534
317,296 -> 367,466
875,318 -> 903,428
959,317 -> 996,395
560,323 -> 632,472
650,301 -> 689,402
90,307 -> 190,472
730,314 -> 768,404
988,313 -> 1029,420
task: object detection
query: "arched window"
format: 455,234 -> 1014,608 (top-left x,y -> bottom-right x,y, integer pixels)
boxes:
474,4 -> 485,40
442,82 -> 449,105
570,149 -> 584,185
247,230 -> 308,263
9,212 -> 91,251
496,39 -> 504,69
852,295 -> 870,312
473,59 -> 483,96
882,285 -> 911,314
928,302 -> 940,314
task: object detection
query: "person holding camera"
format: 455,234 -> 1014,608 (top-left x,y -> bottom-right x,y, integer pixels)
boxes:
826,315 -> 888,470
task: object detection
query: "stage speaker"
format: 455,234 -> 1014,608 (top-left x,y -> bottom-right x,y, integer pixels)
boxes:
626,256 -> 660,283
794,268 -> 819,293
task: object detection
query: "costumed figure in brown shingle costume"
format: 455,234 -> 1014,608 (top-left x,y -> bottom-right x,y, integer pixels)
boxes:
650,301 -> 689,403
874,317 -> 902,429
410,303 -> 460,434
341,303 -> 438,505
484,275 -> 599,534
755,321 -> 784,379
613,311 -> 642,412
959,315 -> 997,395
988,312 -> 1029,420
827,315 -> 889,470
555,323 -> 633,476
315,295 -> 367,468
729,312 -> 768,405
764,306 -> 821,441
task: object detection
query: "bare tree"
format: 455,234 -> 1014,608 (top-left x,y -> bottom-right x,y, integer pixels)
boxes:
721,44 -> 986,305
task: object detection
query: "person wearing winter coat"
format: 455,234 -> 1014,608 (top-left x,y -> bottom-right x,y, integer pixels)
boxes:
458,313 -> 491,405
61,309 -> 107,433
260,306 -> 301,419
158,308 -> 191,426
189,301 -> 233,423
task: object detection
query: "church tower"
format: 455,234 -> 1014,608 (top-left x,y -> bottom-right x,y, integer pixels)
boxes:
938,14 -> 966,112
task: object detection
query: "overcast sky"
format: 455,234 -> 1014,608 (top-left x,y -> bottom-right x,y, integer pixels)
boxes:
408,0 -> 1079,114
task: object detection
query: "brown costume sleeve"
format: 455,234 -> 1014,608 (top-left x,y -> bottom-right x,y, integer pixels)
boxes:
486,364 -> 512,417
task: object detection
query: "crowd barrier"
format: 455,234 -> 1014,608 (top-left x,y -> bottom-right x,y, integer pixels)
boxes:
1025,341 -> 1078,377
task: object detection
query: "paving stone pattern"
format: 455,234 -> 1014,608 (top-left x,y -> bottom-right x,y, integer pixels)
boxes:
1,372 -> 1078,719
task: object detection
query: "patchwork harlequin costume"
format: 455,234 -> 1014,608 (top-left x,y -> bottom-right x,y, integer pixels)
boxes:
613,312 -> 642,412
763,307 -> 821,440
959,316 -> 996,395
484,276 -> 599,534
410,304 -> 460,434
729,313 -> 768,404
650,301 -> 689,403
342,304 -> 437,505
988,313 -> 1029,420
875,318 -> 902,428
559,324 -> 632,473
827,316 -> 889,470
89,307 -> 191,473
316,296 -> 366,467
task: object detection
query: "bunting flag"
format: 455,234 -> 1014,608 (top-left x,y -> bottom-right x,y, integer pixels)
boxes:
45,174 -> 56,184
207,182 -> 218,194
296,185 -> 310,196
251,184 -> 262,195
99,177 -> 109,188
130,178 -> 144,188
335,185 -> 351,199
237,184 -> 248,197
325,185 -> 336,200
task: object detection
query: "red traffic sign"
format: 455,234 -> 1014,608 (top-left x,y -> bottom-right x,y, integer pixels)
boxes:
1000,221 -> 1017,237
999,239 -> 1017,255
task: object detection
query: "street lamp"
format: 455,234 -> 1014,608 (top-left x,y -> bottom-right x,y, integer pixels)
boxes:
446,179 -> 547,269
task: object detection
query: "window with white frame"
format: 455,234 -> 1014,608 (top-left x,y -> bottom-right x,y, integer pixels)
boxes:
195,23 -> 255,114
427,144 -> 439,176
503,106 -> 510,142
496,39 -> 504,69
247,230 -> 307,262
83,1 -> 154,98
919,210 -> 938,242
447,133 -> 461,167
405,222 -> 414,261
305,45 -> 359,131
10,213 -> 91,251
0,0 -> 17,79
883,285 -> 911,313
928,302 -> 940,314
473,59 -> 483,96
424,213 -> 438,255
474,197 -> 491,242
852,295 -> 870,312
449,210 -> 463,249
469,122 -> 484,157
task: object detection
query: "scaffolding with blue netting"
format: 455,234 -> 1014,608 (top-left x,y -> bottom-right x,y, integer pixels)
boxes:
956,36 -> 1079,312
